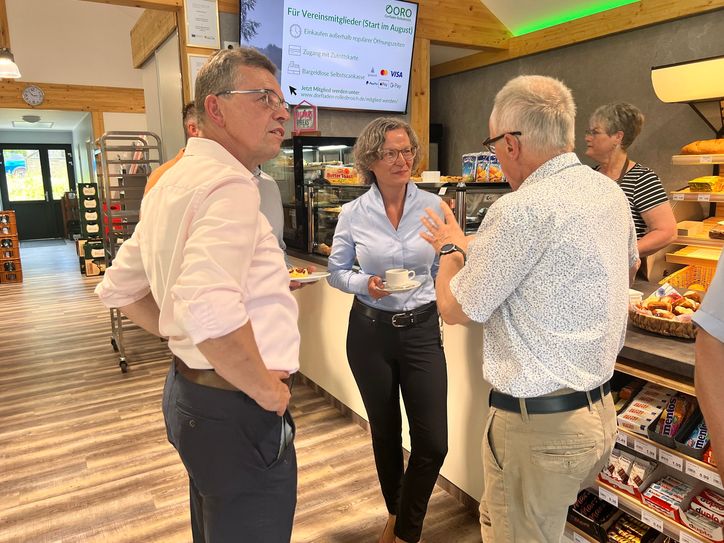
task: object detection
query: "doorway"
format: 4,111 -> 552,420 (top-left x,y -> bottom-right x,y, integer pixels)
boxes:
0,144 -> 76,240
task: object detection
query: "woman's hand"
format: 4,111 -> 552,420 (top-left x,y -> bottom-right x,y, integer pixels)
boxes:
420,201 -> 467,252
368,276 -> 391,300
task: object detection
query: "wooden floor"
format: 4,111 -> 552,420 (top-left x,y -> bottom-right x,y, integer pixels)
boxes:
0,241 -> 482,543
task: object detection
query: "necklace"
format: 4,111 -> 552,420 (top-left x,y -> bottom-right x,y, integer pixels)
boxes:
616,154 -> 629,183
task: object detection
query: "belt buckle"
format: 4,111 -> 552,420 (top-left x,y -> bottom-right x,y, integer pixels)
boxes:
391,312 -> 412,328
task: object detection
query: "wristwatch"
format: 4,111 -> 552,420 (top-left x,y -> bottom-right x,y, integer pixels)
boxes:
439,243 -> 466,263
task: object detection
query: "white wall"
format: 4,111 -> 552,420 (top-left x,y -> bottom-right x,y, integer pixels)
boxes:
102,113 -> 148,134
0,131 -> 73,144
71,114 -> 93,183
6,0 -> 143,88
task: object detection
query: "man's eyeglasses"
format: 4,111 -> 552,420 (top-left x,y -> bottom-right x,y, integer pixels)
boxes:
379,147 -> 417,164
483,131 -> 522,154
215,88 -> 290,112
584,128 -> 605,137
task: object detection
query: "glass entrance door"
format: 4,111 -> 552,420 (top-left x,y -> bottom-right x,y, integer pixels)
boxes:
0,145 -> 75,240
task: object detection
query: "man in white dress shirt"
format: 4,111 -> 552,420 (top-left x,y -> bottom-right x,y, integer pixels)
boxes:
95,48 -> 299,542
420,75 -> 639,542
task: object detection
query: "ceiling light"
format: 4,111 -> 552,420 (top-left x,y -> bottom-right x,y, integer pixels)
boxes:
651,55 -> 724,103
0,48 -> 21,79
12,121 -> 54,129
22,115 -> 41,123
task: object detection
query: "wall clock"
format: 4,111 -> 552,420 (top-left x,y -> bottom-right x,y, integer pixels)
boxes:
22,85 -> 45,107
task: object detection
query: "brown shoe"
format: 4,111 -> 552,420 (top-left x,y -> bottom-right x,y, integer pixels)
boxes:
379,515 -> 396,543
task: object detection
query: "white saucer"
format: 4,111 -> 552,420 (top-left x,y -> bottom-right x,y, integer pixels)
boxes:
381,280 -> 421,293
290,271 -> 330,283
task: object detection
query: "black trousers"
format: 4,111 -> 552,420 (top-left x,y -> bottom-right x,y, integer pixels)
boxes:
346,302 -> 448,543
162,362 -> 297,542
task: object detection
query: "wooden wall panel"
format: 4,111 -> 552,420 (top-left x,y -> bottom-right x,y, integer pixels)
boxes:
0,81 -> 145,113
91,111 -> 105,141
411,37 -> 430,174
131,9 -> 176,68
416,0 -> 510,49
0,0 -> 10,49
432,0 -> 724,79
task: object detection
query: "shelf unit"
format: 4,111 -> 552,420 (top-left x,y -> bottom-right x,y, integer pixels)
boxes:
616,358 -> 694,396
97,131 -> 163,373
671,154 -> 724,166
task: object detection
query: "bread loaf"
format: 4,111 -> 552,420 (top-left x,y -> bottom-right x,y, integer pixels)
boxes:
680,138 -> 724,155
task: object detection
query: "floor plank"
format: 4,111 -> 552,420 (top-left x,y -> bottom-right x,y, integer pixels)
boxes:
0,240 -> 482,542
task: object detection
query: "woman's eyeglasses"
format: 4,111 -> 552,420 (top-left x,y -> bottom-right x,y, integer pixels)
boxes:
584,128 -> 605,136
379,147 -> 416,164
215,88 -> 290,112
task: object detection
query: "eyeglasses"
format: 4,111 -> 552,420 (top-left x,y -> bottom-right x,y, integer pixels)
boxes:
483,131 -> 522,154
584,128 -> 605,136
215,88 -> 290,112
379,147 -> 416,164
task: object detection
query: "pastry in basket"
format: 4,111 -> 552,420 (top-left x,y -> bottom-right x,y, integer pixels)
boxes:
288,267 -> 310,279
709,221 -> 724,240
652,309 -> 676,319
680,138 -> 724,155
683,290 -> 702,303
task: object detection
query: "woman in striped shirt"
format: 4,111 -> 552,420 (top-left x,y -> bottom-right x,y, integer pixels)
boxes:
585,102 -> 676,256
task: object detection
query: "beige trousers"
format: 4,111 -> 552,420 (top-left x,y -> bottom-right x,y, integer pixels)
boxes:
479,392 -> 617,542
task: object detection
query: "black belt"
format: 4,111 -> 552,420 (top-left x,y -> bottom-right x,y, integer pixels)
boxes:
352,298 -> 438,328
490,381 -> 611,414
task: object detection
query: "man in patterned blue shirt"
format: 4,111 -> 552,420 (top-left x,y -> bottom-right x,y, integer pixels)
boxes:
421,75 -> 639,542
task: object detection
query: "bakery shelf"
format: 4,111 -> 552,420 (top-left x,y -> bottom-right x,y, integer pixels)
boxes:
617,428 -> 723,491
671,189 -> 724,202
675,220 -> 724,249
672,154 -> 724,166
665,246 -> 721,267
616,359 -> 694,396
593,481 -> 710,542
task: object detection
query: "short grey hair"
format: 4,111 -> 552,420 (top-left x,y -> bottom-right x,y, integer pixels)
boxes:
353,117 -> 420,184
590,102 -> 644,150
490,75 -> 576,155
194,47 -> 277,123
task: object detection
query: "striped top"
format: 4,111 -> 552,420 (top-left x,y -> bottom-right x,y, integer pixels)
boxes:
617,163 -> 669,239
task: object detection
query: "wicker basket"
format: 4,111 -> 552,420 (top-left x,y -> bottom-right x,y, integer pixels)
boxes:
628,309 -> 696,339
659,265 -> 715,291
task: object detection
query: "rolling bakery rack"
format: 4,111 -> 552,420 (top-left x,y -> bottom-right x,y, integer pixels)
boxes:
97,131 -> 163,372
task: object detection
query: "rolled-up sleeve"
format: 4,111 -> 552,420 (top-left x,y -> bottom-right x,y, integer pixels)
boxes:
327,206 -> 371,295
95,229 -> 151,308
170,179 -> 258,345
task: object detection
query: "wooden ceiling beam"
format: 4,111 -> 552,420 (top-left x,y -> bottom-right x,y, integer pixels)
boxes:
432,0 -> 724,79
130,8 -> 177,68
77,0 -> 181,10
0,80 -> 145,113
416,0 -> 510,49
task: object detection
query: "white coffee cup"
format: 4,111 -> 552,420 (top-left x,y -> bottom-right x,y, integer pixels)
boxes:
421,170 -> 441,183
385,268 -> 415,287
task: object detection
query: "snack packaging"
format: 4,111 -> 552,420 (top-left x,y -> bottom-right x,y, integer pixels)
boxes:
655,394 -> 695,437
686,420 -> 710,449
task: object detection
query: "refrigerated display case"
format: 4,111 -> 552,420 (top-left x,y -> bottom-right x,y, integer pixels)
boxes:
262,135 -> 357,251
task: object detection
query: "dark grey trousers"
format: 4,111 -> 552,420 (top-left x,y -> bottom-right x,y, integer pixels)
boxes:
162,362 -> 297,542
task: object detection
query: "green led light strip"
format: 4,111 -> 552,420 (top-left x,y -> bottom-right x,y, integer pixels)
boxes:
512,0 -> 640,36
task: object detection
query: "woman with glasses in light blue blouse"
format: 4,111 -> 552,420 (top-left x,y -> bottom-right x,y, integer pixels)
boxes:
327,118 -> 448,543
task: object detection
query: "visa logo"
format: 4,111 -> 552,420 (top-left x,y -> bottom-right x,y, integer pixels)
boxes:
391,71 -> 403,77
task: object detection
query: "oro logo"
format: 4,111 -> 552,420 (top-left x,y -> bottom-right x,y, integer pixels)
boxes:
385,4 -> 413,17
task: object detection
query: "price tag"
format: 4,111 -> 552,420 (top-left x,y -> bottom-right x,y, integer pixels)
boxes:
680,531 -> 705,543
697,193 -> 711,202
572,532 -> 587,543
634,439 -> 658,460
641,510 -> 663,532
599,486 -> 618,507
686,461 -> 717,485
616,432 -> 628,447
438,187 -> 448,196
659,449 -> 683,471
673,193 -> 685,201
700,155 -> 713,163
712,471 -> 723,490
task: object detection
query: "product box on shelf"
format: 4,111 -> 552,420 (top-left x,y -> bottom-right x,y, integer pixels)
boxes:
679,486 -> 724,541
598,446 -> 661,501
675,410 -> 710,460
567,490 -> 622,542
647,393 -> 698,449
617,383 -> 675,435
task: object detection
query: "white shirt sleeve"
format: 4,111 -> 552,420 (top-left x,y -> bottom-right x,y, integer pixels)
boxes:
94,228 -> 151,307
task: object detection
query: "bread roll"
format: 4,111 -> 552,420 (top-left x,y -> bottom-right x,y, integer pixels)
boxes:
652,309 -> 676,320
680,138 -> 724,155
674,306 -> 694,316
646,300 -> 672,312
683,291 -> 702,303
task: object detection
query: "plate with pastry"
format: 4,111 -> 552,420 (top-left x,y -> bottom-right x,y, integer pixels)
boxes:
380,280 -> 422,293
288,267 -> 330,283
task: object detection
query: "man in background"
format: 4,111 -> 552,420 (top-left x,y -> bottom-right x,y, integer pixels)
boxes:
420,75 -> 638,542
144,101 -> 198,195
96,47 -> 299,541
693,256 -> 724,478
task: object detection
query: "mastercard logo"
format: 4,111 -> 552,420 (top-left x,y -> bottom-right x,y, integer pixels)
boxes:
379,69 -> 388,76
